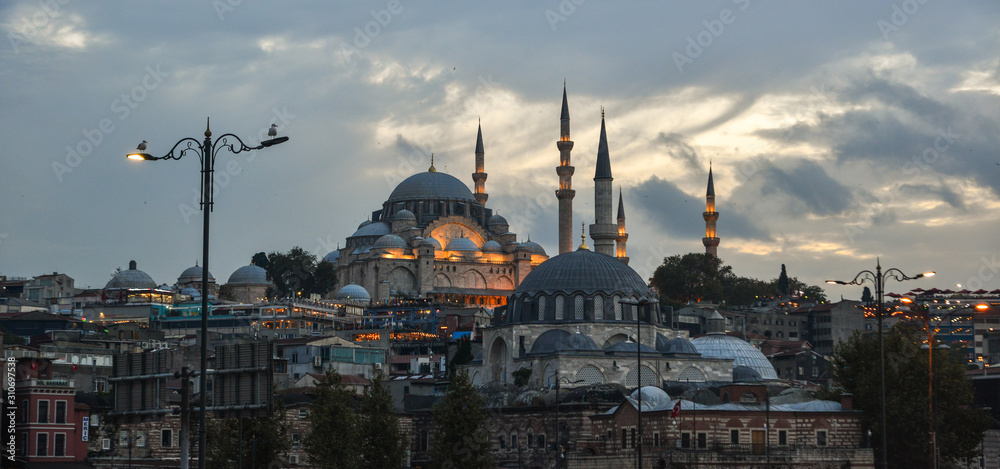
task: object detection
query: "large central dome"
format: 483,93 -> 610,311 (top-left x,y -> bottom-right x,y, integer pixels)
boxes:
514,248 -> 652,297
387,171 -> 476,203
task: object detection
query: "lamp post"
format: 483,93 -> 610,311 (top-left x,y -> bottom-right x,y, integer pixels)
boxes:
127,119 -> 288,469
550,374 -> 583,468
619,296 -> 658,469
827,258 -> 933,469
906,301 -> 987,469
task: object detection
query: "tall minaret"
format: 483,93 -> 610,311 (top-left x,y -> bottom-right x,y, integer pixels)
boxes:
590,108 -> 617,257
703,163 -> 720,257
473,120 -> 488,206
556,83 -> 576,255
616,188 -> 629,264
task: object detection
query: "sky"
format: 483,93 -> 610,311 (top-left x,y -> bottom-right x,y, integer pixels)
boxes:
2,1 -> 999,299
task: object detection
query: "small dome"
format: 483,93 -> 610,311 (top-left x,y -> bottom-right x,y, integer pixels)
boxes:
629,386 -> 671,405
178,265 -> 214,284
557,331 -> 600,352
529,329 -> 571,354
391,209 -> 416,221
655,334 -> 700,355
105,260 -> 157,290
179,287 -> 201,297
487,214 -> 509,227
515,243 -> 533,253
419,238 -> 442,250
481,240 -> 503,253
351,222 -> 390,238
605,341 -> 657,354
733,365 -> 764,382
690,334 -> 778,380
227,265 -> 270,285
357,219 -> 372,230
323,250 -> 340,263
336,284 -> 370,301
374,234 -> 408,249
351,246 -> 371,255
521,241 -> 547,256
445,237 -> 480,252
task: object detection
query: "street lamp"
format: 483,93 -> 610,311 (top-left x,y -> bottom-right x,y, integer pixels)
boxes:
549,374 -> 583,468
908,301 -> 987,469
127,119 -> 288,469
619,295 -> 658,469
827,258 -> 933,469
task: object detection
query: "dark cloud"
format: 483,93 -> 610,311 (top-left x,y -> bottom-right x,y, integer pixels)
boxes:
734,158 -> 855,217
630,176 -> 769,242
898,182 -> 966,211
655,132 -> 701,172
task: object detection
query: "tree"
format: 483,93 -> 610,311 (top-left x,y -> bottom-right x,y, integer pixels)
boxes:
448,338 -> 474,376
512,367 -> 532,387
206,408 -> 290,469
304,371 -> 360,469
777,264 -> 790,297
831,324 -> 990,468
357,371 -> 407,469
861,286 -> 874,303
266,247 -> 337,299
251,251 -> 269,270
650,253 -> 731,307
430,370 -> 493,469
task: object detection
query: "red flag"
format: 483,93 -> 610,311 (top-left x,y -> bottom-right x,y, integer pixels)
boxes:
671,400 -> 681,418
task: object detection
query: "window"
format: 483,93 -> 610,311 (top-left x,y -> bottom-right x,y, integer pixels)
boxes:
681,433 -> 691,448
18,433 -> 27,456
102,438 -> 111,450
54,433 -> 65,456
511,433 -> 518,449
778,430 -> 787,446
653,433 -> 660,448
36,433 -> 48,456
119,430 -> 129,448
730,429 -> 739,444
162,429 -> 173,447
289,454 -> 300,464
292,433 -> 301,448
298,409 -> 309,418
135,431 -> 146,447
19,400 -> 28,423
697,432 -> 707,449
55,401 -> 67,424
38,400 -> 50,423
631,428 -> 636,448
498,434 -> 506,449
621,429 -> 627,449
537,434 -> 545,448
816,430 -> 827,446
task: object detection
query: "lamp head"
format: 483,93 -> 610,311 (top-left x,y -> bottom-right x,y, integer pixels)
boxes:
260,136 -> 289,148
919,271 -> 936,278
976,303 -> 990,312
826,280 -> 846,285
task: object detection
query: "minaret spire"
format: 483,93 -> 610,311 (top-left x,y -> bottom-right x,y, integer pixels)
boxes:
703,162 -> 720,258
616,188 -> 629,264
590,109 -> 616,256
473,120 -> 488,206
556,82 -> 576,254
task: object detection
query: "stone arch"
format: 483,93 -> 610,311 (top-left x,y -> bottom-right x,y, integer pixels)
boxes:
677,366 -> 706,382
433,273 -> 452,288
725,418 -> 744,428
575,364 -> 605,385
390,266 -> 416,293
542,364 -> 554,387
497,275 -> 514,290
471,370 -> 483,386
489,337 -> 509,383
624,365 -> 658,388
602,334 -> 630,350
811,418 -> 830,430
464,269 -> 487,289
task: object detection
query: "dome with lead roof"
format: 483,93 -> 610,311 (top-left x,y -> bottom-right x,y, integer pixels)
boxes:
513,248 -> 652,298
690,333 -> 778,380
351,221 -> 390,238
392,209 -> 416,222
487,214 -> 509,227
520,241 -> 547,256
357,219 -> 372,230
386,171 -> 476,203
481,240 -> 503,253
445,237 -> 481,252
227,264 -> 270,285
655,334 -> 700,355
106,260 -> 157,290
335,284 -> 370,301
374,234 -> 408,249
177,264 -> 214,285
323,250 -> 340,263
419,238 -> 442,250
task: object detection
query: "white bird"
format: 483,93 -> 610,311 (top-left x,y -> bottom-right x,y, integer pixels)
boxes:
268,124 -> 278,137
137,140 -> 147,151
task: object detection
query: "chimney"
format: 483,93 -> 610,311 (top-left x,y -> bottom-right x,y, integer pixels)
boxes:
840,393 -> 853,410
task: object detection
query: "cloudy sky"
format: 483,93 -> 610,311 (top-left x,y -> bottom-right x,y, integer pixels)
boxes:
2,1 -> 999,298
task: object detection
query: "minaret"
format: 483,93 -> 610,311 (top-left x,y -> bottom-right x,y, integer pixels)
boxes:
556,83 -> 576,255
703,163 -> 720,257
615,188 -> 629,264
589,108 -> 617,257
473,120 -> 488,206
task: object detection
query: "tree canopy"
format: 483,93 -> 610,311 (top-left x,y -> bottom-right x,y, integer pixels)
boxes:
206,407 -> 289,469
265,246 -> 337,299
430,370 -> 493,469
831,324 -> 991,468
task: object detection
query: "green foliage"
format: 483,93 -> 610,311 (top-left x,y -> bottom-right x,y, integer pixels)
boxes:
304,371 -> 360,469
448,339 -> 474,376
861,286 -> 874,303
206,407 -> 290,469
251,251 -> 269,270
265,247 -> 338,299
512,367 -> 532,387
358,371 -> 408,469
430,370 -> 493,469
831,324 -> 991,468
